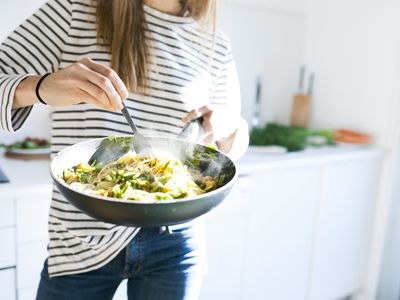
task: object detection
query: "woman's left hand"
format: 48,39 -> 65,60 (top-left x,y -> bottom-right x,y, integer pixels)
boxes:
182,105 -> 217,144
182,105 -> 235,152
182,105 -> 249,158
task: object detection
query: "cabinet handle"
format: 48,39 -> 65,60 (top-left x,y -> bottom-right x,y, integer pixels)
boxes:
238,173 -> 252,178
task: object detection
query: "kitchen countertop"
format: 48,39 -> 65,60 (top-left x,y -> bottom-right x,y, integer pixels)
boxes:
0,145 -> 384,200
0,151 -> 52,199
237,144 -> 384,174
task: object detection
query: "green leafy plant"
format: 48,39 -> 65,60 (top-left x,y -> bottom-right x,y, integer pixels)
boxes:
5,137 -> 51,150
250,123 -> 334,152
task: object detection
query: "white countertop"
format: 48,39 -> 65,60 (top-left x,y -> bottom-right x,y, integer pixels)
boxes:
0,151 -> 52,199
0,145 -> 384,200
237,144 -> 384,174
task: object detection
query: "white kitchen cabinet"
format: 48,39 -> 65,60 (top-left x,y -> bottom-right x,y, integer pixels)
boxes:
309,158 -> 381,300
14,193 -> 50,293
242,167 -> 320,300
207,174 -> 255,220
17,194 -> 51,243
0,268 -> 16,300
200,149 -> 382,300
200,174 -> 253,300
0,227 -> 16,268
201,166 -> 321,300
0,198 -> 15,228
201,216 -> 248,300
17,241 -> 47,290
18,287 -> 37,300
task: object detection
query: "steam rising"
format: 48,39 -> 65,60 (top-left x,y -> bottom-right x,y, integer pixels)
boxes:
146,135 -> 233,187
131,118 -> 234,186
88,125 -> 235,188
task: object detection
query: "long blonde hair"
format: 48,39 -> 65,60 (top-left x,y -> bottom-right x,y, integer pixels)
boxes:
95,0 -> 216,93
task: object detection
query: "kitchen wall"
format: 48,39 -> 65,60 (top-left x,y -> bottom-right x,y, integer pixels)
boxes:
303,0 -> 400,148
376,2 -> 400,293
378,145 -> 400,300
219,0 -> 307,124
0,0 -> 45,41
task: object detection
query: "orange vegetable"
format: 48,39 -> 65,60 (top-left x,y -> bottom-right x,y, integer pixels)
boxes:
333,129 -> 371,144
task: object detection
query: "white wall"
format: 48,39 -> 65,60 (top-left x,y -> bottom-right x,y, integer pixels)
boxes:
223,0 -> 307,14
303,0 -> 400,148
378,146 -> 400,300
0,0 -> 50,144
0,0 -> 45,41
219,0 -> 307,126
376,2 -> 400,297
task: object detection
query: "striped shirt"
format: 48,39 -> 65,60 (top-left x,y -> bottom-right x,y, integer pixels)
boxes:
0,0 -> 242,277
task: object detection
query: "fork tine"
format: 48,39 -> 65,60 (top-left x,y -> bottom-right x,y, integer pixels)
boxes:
120,102 -> 154,155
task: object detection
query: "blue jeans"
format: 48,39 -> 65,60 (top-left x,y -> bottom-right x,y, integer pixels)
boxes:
36,222 -> 205,300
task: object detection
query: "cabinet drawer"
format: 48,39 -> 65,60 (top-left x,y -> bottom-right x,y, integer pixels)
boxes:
17,241 -> 47,289
0,227 -> 16,268
201,217 -> 247,300
0,198 -> 15,227
17,195 -> 51,243
206,174 -> 254,220
0,268 -> 16,300
18,287 -> 37,300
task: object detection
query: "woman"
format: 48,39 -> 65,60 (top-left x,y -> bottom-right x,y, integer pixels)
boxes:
0,0 -> 248,299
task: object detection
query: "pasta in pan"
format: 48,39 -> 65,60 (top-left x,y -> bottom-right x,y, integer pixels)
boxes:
63,151 -> 221,203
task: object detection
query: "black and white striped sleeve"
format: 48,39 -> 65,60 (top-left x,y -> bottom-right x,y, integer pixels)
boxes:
0,0 -> 72,132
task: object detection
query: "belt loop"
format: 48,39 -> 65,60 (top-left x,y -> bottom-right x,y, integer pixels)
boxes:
159,225 -> 185,237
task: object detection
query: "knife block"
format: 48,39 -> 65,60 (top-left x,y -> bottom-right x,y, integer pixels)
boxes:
290,93 -> 311,128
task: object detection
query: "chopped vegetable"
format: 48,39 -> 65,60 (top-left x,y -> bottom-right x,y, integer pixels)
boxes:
6,137 -> 51,150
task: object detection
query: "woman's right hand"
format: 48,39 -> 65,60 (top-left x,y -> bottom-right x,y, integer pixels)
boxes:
14,58 -> 129,112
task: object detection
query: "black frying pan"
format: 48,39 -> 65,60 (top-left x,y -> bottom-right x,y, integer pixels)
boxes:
50,136 -> 237,227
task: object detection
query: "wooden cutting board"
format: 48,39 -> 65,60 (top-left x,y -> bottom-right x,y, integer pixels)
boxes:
290,93 -> 311,128
5,152 -> 50,160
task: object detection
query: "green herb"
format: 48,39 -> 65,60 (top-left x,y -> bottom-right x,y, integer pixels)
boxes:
216,174 -> 226,187
250,122 -> 335,152
7,138 -> 51,150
